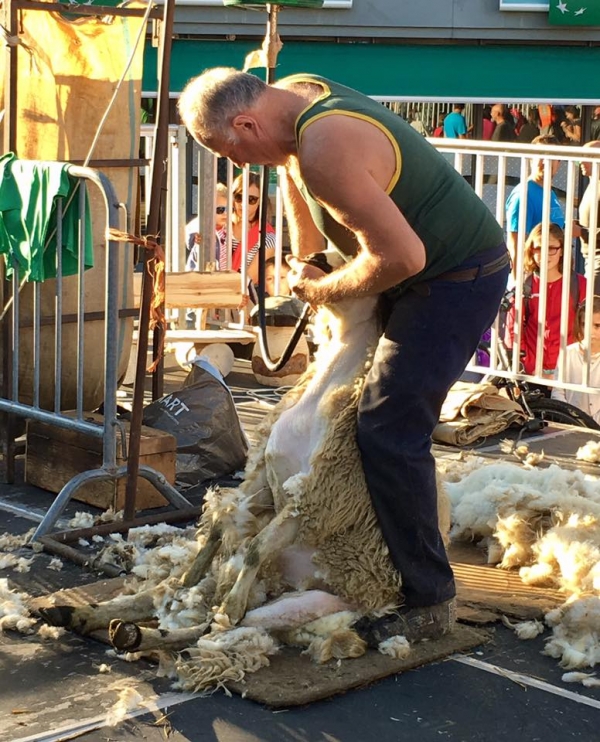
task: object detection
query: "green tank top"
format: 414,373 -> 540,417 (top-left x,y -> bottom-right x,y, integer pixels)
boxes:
286,74 -> 504,292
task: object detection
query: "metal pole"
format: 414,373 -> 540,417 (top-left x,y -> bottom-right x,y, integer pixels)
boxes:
254,3 -> 313,372
1,0 -> 18,482
197,147 -> 217,270
123,0 -> 175,522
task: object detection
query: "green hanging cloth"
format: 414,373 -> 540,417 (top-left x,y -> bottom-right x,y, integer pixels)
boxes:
0,153 -> 94,282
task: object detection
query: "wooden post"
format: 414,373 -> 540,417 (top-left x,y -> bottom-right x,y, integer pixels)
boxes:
123,0 -> 175,522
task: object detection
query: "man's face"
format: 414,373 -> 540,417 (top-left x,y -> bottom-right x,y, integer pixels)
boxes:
204,121 -> 285,169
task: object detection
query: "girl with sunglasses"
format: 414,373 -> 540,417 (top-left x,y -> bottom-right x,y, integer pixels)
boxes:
186,182 -> 228,271
218,172 -> 276,287
506,222 -> 586,381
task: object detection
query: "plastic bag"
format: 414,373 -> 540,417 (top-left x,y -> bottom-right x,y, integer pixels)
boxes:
142,361 -> 248,485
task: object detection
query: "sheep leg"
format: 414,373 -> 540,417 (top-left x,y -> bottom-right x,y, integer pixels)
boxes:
218,505 -> 299,627
179,524 -> 223,588
109,620 -> 209,652
38,586 -> 159,635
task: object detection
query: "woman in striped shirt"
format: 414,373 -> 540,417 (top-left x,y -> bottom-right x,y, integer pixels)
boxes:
218,171 -> 277,287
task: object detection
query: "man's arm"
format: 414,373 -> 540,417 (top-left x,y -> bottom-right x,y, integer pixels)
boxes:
280,169 -> 326,259
288,116 -> 426,306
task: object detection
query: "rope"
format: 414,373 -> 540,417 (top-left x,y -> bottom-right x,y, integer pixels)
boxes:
109,228 -> 165,372
83,0 -> 155,167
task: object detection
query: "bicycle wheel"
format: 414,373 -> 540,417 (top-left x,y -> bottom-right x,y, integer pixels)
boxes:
527,398 -> 600,430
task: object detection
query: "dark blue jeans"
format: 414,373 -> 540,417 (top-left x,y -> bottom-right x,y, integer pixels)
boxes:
357,243 -> 509,608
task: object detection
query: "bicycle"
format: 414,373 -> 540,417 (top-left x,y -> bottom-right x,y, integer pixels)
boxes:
477,337 -> 600,432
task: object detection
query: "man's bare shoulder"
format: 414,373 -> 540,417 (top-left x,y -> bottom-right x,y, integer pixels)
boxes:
274,77 -> 324,101
297,116 -> 398,197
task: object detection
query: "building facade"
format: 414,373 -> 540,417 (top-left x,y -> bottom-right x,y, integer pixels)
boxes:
143,0 -> 600,102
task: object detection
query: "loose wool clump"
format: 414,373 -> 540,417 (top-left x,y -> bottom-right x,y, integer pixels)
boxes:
104,687 -> 145,727
0,528 -> 38,573
37,624 -> 65,640
378,635 -> 411,659
576,441 -> 600,463
0,578 -> 36,634
68,512 -> 95,529
544,596 -> 600,670
174,627 -> 278,693
501,616 -> 545,640
561,671 -> 600,686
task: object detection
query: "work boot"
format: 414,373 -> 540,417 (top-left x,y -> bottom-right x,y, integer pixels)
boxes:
352,597 -> 457,648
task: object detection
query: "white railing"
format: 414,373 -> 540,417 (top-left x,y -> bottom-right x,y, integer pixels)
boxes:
141,125 -> 600,399
434,138 -> 600,397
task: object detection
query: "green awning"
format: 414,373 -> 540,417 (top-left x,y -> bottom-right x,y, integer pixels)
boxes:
143,40 -> 600,102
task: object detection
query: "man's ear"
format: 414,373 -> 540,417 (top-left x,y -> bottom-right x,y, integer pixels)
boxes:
232,114 -> 255,134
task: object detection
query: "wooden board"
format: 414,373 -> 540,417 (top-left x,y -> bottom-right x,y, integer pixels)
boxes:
163,328 -> 256,344
449,543 -> 564,622
133,270 -> 243,310
29,576 -> 126,612
25,414 -> 176,510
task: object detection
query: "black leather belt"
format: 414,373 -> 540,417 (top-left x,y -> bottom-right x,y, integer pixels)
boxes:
434,251 -> 510,283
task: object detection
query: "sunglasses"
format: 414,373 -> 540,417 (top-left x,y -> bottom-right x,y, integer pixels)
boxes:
216,206 -> 227,214
234,193 -> 259,205
532,245 -> 562,254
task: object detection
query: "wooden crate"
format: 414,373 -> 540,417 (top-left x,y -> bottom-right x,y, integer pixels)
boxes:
25,412 -> 176,511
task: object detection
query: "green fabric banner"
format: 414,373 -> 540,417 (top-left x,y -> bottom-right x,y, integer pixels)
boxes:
549,0 -> 600,25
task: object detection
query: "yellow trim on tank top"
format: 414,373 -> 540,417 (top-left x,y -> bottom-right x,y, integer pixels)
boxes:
297,109 -> 402,194
286,75 -> 332,143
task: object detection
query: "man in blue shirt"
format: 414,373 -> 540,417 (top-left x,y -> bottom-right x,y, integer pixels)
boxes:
443,104 -> 468,139
505,134 -> 565,273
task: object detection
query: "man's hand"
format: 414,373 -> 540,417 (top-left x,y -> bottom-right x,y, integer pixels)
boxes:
286,255 -> 326,307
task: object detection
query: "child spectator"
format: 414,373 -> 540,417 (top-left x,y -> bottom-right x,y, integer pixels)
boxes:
552,295 -> 600,424
186,182 -> 228,271
432,115 -> 445,138
264,255 -> 291,297
506,223 -> 586,380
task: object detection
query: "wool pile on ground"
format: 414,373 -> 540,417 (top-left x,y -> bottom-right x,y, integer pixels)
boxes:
442,455 -> 600,681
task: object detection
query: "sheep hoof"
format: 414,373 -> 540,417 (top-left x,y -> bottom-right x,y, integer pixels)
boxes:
38,605 -> 76,628
109,619 -> 142,651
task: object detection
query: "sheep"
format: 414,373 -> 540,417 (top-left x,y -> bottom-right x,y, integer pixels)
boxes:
39,295 -> 451,689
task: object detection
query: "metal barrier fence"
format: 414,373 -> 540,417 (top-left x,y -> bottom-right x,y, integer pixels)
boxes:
434,138 -> 600,396
0,164 -> 191,540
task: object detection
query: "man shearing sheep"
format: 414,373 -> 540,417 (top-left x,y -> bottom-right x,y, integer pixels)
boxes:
178,69 -> 509,644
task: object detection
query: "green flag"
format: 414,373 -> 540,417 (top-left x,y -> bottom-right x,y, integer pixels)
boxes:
549,0 -> 600,25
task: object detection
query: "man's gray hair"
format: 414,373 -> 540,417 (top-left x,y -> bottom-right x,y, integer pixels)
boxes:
178,68 -> 267,144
